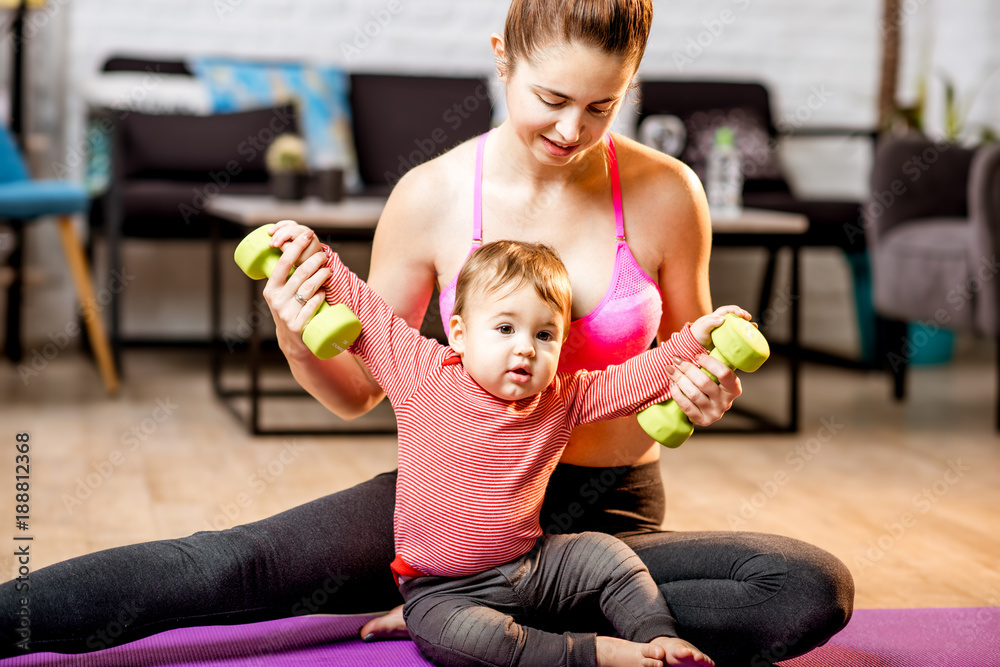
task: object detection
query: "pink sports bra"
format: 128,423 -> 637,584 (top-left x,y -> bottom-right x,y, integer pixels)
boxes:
438,131 -> 663,373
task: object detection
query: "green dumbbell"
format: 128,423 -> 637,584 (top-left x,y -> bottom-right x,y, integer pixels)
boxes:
234,224 -> 361,360
637,313 -> 770,448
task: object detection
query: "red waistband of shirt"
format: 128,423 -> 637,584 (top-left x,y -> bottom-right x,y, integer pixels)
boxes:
390,554 -> 427,586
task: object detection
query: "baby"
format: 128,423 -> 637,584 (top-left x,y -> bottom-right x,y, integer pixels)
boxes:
273,224 -> 731,667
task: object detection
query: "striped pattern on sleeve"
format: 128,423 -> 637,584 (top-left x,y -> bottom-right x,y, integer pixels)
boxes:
319,244 -> 443,406
561,324 -> 709,427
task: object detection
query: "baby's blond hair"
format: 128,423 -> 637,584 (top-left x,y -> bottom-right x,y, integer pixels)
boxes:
453,241 -> 572,335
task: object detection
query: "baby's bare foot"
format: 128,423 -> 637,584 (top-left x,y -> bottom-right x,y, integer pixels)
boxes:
359,604 -> 409,641
596,635 -> 666,667
650,637 -> 715,666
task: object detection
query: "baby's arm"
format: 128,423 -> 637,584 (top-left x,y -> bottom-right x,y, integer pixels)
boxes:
564,324 -> 709,427
318,245 -> 441,406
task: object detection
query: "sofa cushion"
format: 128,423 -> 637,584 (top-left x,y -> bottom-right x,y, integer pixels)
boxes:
349,73 -> 492,190
118,104 -> 297,180
188,58 -> 359,188
743,191 -> 864,248
117,180 -> 271,238
85,72 -> 213,116
872,218 -> 976,331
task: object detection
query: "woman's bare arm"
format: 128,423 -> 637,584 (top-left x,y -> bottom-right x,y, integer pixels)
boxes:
265,166 -> 444,420
622,139 -> 743,426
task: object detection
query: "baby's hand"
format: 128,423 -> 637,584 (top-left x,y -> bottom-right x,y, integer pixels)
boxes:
689,306 -> 753,348
267,219 -> 325,265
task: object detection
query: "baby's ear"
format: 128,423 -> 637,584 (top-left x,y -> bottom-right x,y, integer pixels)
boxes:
448,315 -> 466,355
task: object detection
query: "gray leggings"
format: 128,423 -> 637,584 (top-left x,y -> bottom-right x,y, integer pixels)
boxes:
401,532 -> 677,667
0,464 -> 853,666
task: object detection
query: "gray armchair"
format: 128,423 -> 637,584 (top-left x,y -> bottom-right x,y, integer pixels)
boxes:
864,135 -> 1000,425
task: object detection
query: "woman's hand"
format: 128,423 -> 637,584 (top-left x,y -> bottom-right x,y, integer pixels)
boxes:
261,220 -> 331,358
669,305 -> 752,427
268,219 -> 325,262
688,304 -> 753,348
359,604 -> 410,641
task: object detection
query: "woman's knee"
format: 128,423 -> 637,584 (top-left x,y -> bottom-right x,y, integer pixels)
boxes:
786,537 -> 854,635
728,532 -> 853,626
747,533 -> 854,662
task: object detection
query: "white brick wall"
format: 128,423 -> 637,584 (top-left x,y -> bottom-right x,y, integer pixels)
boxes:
4,0 -> 999,352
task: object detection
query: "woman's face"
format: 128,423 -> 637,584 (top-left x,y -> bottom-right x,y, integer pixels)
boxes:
502,40 -> 635,166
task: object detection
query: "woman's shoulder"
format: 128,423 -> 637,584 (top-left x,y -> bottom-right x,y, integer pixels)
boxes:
380,135 -> 481,226
609,132 -> 709,241
609,132 -> 703,205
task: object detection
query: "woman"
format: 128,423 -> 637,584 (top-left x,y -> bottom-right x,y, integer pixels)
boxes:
266,0 -> 853,663
0,1 -> 852,665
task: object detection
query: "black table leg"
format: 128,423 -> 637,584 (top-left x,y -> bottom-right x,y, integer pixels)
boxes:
3,223 -> 24,363
210,215 -> 223,398
789,242 -> 801,432
249,273 -> 262,435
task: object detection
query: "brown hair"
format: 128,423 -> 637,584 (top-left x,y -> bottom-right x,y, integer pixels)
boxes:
500,0 -> 653,74
453,240 -> 572,334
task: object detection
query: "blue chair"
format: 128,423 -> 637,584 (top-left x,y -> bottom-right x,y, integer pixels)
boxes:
0,125 -> 119,393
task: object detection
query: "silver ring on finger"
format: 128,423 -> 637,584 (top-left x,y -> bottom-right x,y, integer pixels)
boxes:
294,292 -> 308,305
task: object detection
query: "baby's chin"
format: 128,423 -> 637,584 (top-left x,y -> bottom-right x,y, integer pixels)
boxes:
473,374 -> 552,402
484,384 -> 544,402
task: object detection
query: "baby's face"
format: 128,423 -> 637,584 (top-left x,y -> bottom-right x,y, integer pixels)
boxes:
448,284 -> 566,401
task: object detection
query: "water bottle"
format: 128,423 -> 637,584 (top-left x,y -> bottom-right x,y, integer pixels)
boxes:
705,126 -> 743,219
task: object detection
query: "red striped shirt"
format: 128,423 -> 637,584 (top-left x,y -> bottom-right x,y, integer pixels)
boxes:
322,248 -> 708,577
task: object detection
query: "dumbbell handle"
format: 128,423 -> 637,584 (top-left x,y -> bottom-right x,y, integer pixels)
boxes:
636,347 -> 734,448
637,314 -> 769,448
234,224 -> 361,360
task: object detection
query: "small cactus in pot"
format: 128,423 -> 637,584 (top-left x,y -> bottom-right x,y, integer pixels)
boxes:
266,133 -> 309,200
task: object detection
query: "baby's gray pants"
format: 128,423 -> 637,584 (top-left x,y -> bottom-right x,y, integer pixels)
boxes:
400,531 -> 678,667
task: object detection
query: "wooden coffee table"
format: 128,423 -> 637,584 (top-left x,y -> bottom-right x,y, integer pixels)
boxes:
207,196 -> 388,435
710,207 -> 808,434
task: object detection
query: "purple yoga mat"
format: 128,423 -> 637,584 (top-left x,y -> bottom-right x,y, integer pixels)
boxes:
3,607 -> 997,666
0,615 -> 432,666
778,607 -> 1000,667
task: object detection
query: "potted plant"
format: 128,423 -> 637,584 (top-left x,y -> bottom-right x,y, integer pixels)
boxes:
265,133 -> 309,200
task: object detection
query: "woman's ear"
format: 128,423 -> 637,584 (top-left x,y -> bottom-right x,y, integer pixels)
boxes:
448,314 -> 467,355
490,32 -> 507,80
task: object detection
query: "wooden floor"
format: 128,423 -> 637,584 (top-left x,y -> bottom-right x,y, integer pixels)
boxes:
1,339 -> 998,611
